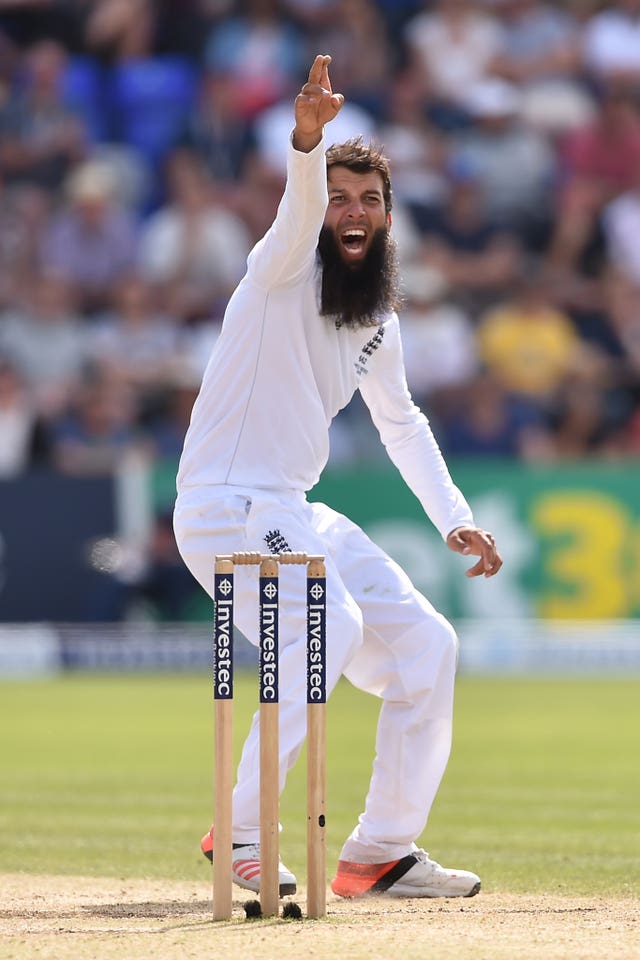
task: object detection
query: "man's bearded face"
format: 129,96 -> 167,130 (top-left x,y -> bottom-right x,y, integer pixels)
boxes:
319,165 -> 399,329
318,225 -> 400,329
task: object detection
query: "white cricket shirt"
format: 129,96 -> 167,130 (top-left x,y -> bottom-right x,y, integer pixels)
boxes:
176,134 -> 473,541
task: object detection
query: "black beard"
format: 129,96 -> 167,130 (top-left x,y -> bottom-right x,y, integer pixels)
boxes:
317,226 -> 401,330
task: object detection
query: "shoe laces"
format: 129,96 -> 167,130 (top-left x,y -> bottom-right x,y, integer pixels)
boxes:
233,842 -> 260,861
412,848 -> 442,871
413,847 -> 430,862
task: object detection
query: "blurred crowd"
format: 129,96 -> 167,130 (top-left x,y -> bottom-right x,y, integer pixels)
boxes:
2,0 -> 640,480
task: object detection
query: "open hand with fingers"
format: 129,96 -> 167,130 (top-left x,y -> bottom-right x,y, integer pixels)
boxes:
446,526 -> 503,579
293,54 -> 344,153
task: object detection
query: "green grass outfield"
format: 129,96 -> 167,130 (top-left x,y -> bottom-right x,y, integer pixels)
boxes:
1,674 -> 638,897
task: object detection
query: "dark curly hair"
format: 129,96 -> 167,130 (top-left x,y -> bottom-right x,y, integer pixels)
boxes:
325,137 -> 393,215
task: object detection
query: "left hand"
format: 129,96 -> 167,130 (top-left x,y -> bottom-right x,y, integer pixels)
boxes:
446,526 -> 503,578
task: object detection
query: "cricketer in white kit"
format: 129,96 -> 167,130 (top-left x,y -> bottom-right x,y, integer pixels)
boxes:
173,55 -> 502,899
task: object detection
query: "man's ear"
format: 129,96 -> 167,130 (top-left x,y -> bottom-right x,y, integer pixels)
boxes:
386,212 -> 392,232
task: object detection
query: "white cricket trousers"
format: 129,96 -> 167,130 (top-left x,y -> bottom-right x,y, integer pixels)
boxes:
173,485 -> 458,863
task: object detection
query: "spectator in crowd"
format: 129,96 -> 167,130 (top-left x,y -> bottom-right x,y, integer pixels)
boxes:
582,0 -> 640,92
227,148 -> 288,244
491,0 -> 581,88
50,370 -> 148,476
129,510 -> 204,621
419,158 -> 522,311
549,84 -> 640,271
203,0 -> 306,120
489,0 -> 593,138
137,147 -> 252,322
0,353 -> 50,476
399,263 -> 478,416
372,0 -> 424,47
83,0 -> 157,63
602,165 -> 640,288
84,274 -> 179,401
156,0 -> 226,59
437,370 -> 549,459
0,269 -> 87,417
0,182 -> 52,307
603,274 -> 640,390
545,373 -> 625,460
475,262 -> 593,411
82,0 -> 217,61
377,67 -> 449,228
146,366 -> 201,462
183,67 -> 257,186
40,158 -> 139,315
451,77 -> 557,239
404,0 -> 504,128
0,39 -> 87,191
310,0 -> 392,120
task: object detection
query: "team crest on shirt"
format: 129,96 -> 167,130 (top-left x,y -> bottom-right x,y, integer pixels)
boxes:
354,325 -> 385,377
265,530 -> 291,554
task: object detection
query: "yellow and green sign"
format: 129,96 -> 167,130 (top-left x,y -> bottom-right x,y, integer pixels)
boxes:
312,460 -> 640,621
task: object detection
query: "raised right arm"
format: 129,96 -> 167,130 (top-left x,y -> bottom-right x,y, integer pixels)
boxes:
245,55 -> 344,289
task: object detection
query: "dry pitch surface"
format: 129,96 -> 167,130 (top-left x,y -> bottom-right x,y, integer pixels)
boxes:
0,874 -> 638,960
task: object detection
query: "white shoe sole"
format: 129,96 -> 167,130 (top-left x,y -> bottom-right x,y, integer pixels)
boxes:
386,879 -> 481,898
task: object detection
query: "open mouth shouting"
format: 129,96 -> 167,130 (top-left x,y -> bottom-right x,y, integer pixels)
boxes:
340,227 -> 368,260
